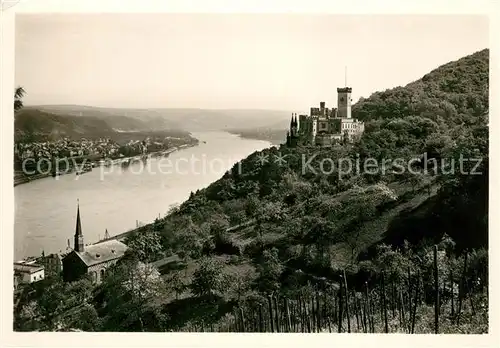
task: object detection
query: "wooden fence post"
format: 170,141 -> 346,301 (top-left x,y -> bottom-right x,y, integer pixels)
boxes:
364,282 -> 372,333
354,293 -> 360,332
411,271 -> 420,334
407,267 -> 412,333
465,276 -> 476,315
362,293 -> 368,333
391,277 -> 396,318
259,304 -> 264,332
382,272 -> 389,333
310,295 -> 315,333
450,269 -> 454,317
285,298 -> 292,332
399,288 -> 406,330
333,291 -> 337,324
342,271 -> 351,333
298,295 -> 305,333
457,252 -> 467,325
268,295 -> 275,332
239,307 -> 246,332
316,292 -> 321,332
273,296 -> 280,333
305,296 -> 312,333
323,291 -> 332,333
433,245 -> 439,334
338,288 -> 343,333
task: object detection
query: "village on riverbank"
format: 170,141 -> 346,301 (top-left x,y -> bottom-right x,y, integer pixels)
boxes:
14,134 -> 199,186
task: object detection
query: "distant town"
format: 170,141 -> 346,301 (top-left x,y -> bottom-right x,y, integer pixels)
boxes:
14,132 -> 199,185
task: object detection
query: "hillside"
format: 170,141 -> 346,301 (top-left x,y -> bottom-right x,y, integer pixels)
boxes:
15,108 -> 115,142
32,105 -> 293,132
14,49 -> 489,333
14,107 -> 198,144
352,49 -> 488,124
30,105 -> 183,132
151,108 -> 292,131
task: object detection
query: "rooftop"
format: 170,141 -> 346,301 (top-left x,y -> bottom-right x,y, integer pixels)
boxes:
14,263 -> 44,274
72,239 -> 128,266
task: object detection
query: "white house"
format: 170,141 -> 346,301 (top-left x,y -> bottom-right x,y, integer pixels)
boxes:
14,262 -> 45,284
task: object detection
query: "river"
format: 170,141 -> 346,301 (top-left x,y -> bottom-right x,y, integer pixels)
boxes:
14,131 -> 272,260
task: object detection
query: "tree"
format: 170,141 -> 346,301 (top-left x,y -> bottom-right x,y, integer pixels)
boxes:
255,248 -> 283,294
101,259 -> 168,331
191,257 -> 228,298
14,276 -> 97,332
166,271 -> 185,300
125,230 -> 163,263
15,86 -> 25,112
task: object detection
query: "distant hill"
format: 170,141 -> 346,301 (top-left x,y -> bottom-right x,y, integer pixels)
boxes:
150,109 -> 293,131
15,108 -> 115,142
32,105 -> 183,131
31,105 -> 293,132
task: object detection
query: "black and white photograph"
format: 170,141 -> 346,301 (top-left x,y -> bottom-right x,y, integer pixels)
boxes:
1,0 -> 495,343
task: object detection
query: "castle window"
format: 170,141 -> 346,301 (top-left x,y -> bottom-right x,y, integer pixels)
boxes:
100,269 -> 105,280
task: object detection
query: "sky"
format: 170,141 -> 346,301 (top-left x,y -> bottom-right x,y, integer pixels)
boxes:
15,14 -> 489,112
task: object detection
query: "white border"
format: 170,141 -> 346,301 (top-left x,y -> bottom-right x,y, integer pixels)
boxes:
1,1 -> 499,347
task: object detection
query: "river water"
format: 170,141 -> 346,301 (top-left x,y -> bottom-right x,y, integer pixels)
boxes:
14,132 -> 272,260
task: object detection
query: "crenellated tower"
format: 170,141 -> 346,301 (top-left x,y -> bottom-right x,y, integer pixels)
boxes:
337,87 -> 352,119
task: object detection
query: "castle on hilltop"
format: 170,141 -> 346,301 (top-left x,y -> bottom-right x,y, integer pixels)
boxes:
286,85 -> 365,147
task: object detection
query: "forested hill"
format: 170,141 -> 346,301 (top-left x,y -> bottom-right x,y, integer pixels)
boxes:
15,49 -> 489,332
164,48 -> 488,256
352,48 -> 489,123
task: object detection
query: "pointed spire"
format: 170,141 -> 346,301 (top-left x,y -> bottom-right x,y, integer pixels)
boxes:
74,199 -> 84,252
75,199 -> 82,236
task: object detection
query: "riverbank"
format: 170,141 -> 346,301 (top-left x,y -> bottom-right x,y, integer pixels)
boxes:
15,131 -> 271,259
227,128 -> 285,146
13,142 -> 200,187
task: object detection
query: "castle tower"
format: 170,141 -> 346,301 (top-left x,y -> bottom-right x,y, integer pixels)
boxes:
74,200 -> 84,252
337,87 -> 352,119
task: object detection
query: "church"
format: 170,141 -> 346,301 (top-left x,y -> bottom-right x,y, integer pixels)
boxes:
62,203 -> 128,283
286,84 -> 365,147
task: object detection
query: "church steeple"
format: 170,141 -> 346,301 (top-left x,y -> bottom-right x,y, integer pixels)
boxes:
74,200 -> 84,252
